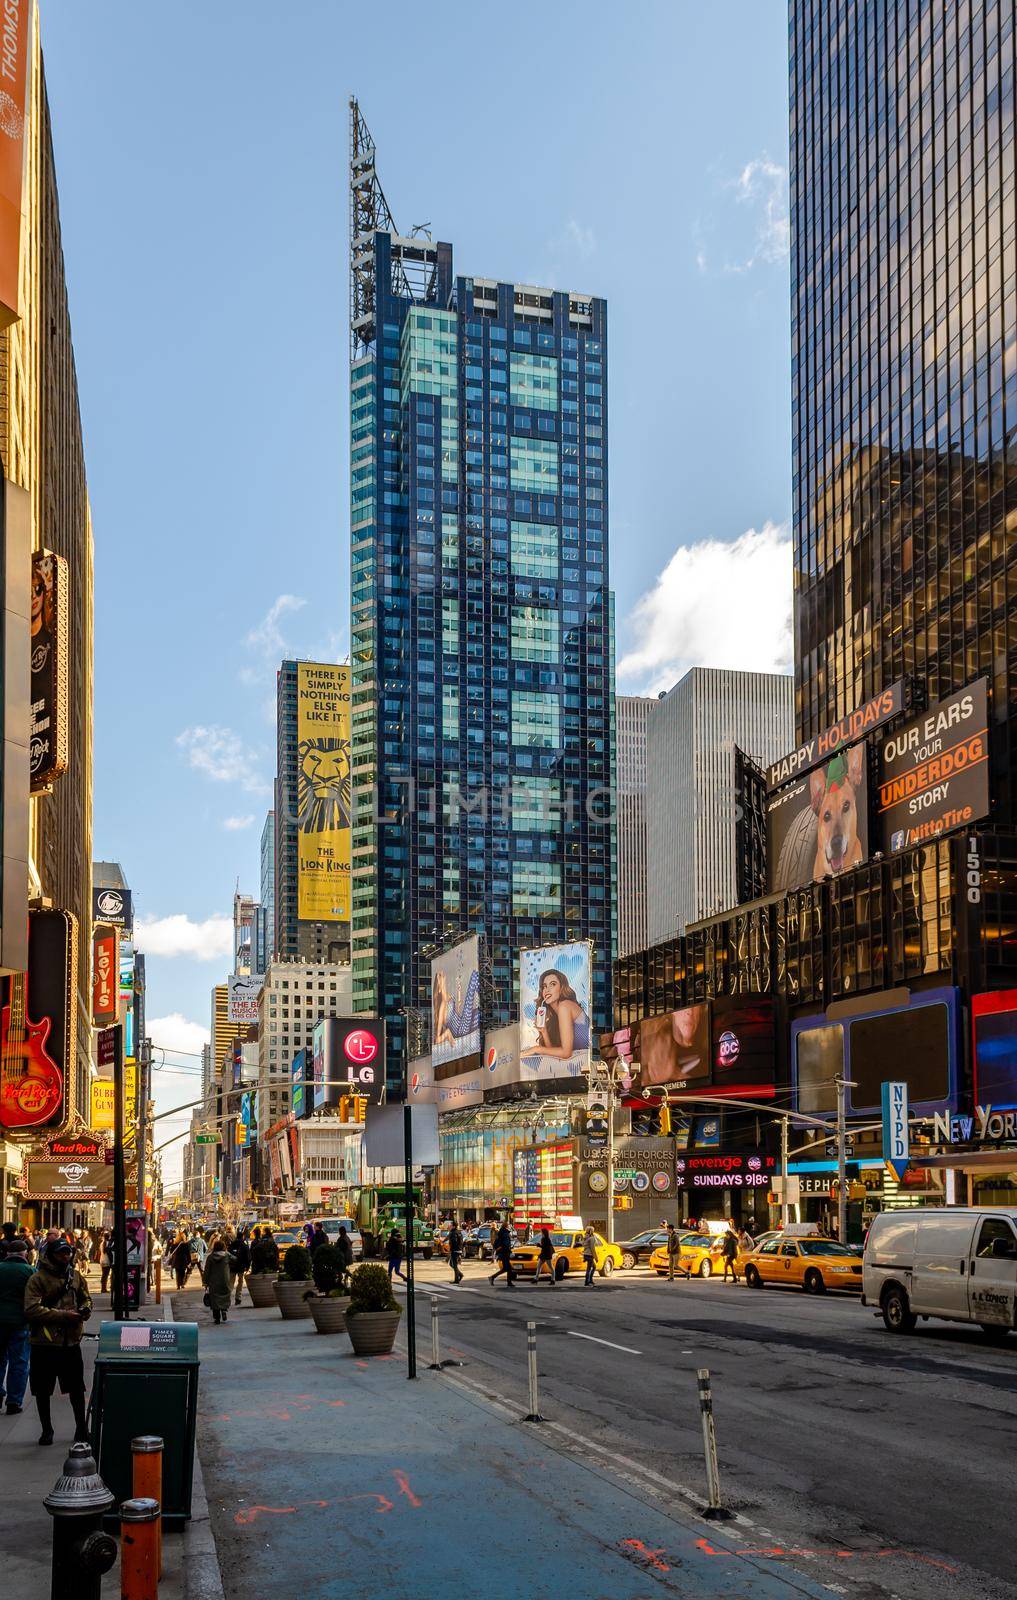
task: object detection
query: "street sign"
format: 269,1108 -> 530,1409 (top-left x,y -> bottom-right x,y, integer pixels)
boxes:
194,1133 -> 219,1145
614,1168 -> 639,1180
881,1080 -> 910,1180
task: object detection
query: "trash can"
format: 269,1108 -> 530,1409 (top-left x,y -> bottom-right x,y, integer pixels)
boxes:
91,1322 -> 200,1528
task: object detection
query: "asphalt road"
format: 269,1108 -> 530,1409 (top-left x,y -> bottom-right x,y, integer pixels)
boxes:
394,1256 -> 1017,1600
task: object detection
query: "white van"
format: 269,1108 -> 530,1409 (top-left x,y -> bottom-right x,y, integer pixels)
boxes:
862,1208 -> 1017,1337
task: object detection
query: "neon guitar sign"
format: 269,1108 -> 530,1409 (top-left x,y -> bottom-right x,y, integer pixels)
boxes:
0,970 -> 63,1129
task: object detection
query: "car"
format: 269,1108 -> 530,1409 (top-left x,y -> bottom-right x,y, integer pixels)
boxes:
510,1230 -> 624,1280
272,1230 -> 300,1249
649,1232 -> 727,1278
616,1229 -> 672,1269
743,1236 -> 863,1294
464,1225 -> 516,1261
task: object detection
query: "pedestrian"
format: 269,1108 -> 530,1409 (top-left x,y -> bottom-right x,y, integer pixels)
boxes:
18,1226 -> 35,1264
231,1230 -> 251,1305
737,1226 -> 755,1255
170,1233 -> 194,1291
0,1233 -> 33,1414
250,1228 -> 279,1275
582,1225 -> 598,1287
686,1216 -> 698,1233
0,1220 -> 17,1260
99,1231 -> 113,1294
489,1221 -> 516,1288
202,1236 -> 235,1325
447,1221 -> 464,1285
535,1227 -> 556,1288
303,1221 -> 315,1249
721,1227 -> 739,1282
336,1225 -> 354,1289
665,1222 -> 688,1282
24,1236 -> 92,1446
192,1231 -> 209,1269
386,1228 -> 407,1284
310,1222 -> 328,1255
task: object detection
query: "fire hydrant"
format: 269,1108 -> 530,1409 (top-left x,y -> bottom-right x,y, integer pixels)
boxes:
44,1441 -> 118,1600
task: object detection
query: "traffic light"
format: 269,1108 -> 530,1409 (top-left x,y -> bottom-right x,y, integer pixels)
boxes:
338,1095 -> 351,1122
659,1104 -> 671,1137
613,1194 -> 634,1210
353,1096 -> 368,1122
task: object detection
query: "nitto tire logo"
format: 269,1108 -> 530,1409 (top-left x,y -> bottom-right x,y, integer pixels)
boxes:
344,1030 -> 378,1065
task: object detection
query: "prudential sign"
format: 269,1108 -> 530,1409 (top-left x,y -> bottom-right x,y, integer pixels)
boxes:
881,1081 -> 910,1180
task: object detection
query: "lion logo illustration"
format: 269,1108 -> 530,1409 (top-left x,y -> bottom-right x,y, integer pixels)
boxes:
298,737 -> 351,832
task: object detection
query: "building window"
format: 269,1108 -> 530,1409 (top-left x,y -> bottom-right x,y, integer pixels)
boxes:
512,860 -> 562,914
511,607 -> 560,663
510,352 -> 559,411
510,520 -> 559,578
511,691 -> 560,747
510,437 -> 559,494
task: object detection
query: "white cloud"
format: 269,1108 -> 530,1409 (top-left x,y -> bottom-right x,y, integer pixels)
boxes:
134,913 -> 234,961
223,814 -> 254,832
617,523 -> 792,696
148,1013 -> 210,1058
245,594 -> 306,660
176,725 -> 269,795
694,155 -> 789,275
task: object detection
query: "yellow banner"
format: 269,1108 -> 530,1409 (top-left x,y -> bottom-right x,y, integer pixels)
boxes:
297,662 -> 351,921
89,1066 -> 137,1134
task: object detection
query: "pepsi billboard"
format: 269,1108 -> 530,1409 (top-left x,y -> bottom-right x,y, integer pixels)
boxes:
312,1017 -> 386,1110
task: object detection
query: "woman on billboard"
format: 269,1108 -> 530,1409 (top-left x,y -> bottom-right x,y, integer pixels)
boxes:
529,970 -> 590,1062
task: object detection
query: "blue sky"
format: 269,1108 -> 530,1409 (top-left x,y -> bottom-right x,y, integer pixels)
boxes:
41,1 -> 792,1180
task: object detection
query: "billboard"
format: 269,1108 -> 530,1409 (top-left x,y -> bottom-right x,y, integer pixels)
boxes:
92,925 -> 119,1026
0,0 -> 28,330
519,942 -> 593,1079
431,934 -> 481,1074
25,1161 -> 116,1201
92,885 -> 132,932
878,679 -> 989,852
0,906 -> 75,1132
710,999 -> 775,1092
972,991 -> 1017,1112
768,742 -> 869,892
793,987 -> 958,1118
766,682 -> 903,790
228,973 -> 262,1025
29,550 -> 68,792
291,1048 -> 309,1119
312,1017 -> 386,1109
407,1055 -> 437,1104
296,662 -> 351,922
639,1007 -> 710,1087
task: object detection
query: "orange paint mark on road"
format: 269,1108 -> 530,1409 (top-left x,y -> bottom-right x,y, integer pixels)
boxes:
234,1492 -> 394,1527
619,1539 -> 670,1573
393,1470 -> 422,1508
696,1535 -> 958,1576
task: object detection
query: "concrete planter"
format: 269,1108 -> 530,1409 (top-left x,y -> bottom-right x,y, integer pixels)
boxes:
308,1294 -> 352,1335
273,1278 -> 313,1320
345,1309 -> 401,1356
246,1272 -> 278,1309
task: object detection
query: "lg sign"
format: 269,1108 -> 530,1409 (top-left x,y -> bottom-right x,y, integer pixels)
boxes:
344,1030 -> 378,1066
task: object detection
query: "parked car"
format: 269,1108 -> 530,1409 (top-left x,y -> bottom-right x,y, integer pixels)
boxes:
863,1207 -> 1017,1336
464,1225 -> 516,1261
511,1230 -> 623,1280
744,1236 -> 862,1294
616,1229 -> 671,1269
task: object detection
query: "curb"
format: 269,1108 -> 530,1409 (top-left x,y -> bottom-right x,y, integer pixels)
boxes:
166,1294 -> 226,1600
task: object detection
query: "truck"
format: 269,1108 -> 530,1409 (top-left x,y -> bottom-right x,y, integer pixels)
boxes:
348,1183 -> 435,1259
862,1206 -> 1017,1336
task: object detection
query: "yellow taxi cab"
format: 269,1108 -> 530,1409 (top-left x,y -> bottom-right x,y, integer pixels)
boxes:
510,1229 -> 623,1280
649,1232 -> 727,1278
742,1235 -> 863,1294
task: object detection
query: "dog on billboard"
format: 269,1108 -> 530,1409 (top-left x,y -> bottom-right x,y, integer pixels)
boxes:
809,744 -> 864,878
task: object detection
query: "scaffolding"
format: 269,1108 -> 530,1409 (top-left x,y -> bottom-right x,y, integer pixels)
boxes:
349,96 -> 440,355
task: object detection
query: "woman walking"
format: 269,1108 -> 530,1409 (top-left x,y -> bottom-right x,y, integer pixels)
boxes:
202,1236 -> 235,1325
582,1225 -> 598,1287
170,1234 -> 194,1292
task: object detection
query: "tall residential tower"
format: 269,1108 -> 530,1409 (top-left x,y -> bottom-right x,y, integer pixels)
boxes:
349,102 -> 615,1082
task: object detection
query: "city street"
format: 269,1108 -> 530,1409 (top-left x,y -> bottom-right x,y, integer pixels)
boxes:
372,1258 -> 1017,1600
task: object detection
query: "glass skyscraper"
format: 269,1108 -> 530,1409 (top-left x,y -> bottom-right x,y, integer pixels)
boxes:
790,1 -> 1017,825
348,103 -> 616,1083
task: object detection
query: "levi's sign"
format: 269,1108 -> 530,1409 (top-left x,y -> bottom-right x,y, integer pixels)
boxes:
767,684 -> 904,791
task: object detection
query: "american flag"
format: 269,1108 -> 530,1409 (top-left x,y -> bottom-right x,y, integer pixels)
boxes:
513,1141 -> 573,1230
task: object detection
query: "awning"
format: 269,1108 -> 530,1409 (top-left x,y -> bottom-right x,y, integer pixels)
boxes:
922,1150 -> 1017,1173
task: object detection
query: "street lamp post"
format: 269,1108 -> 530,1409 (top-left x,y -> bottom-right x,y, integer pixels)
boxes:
835,1076 -> 858,1244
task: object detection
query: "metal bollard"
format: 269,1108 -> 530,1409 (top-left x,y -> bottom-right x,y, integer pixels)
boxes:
120,1498 -> 160,1600
524,1321 -> 544,1422
43,1442 -> 118,1600
696,1368 -> 732,1520
131,1437 -> 163,1578
428,1297 -> 442,1369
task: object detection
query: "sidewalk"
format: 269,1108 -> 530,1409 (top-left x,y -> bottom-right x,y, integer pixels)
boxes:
0,1270 -> 223,1600
189,1288 -> 837,1600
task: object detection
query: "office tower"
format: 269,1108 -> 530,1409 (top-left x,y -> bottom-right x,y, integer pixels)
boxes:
255,960 -> 353,1137
274,661 -> 351,965
233,892 -> 255,974
616,696 -> 652,958
645,668 -> 793,943
348,100 -> 615,1077
260,810 -> 275,961
790,1 -> 1017,822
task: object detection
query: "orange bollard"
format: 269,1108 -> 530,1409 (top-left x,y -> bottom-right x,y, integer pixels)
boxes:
120,1497 -> 159,1600
131,1437 -> 163,1579
154,1259 -> 162,1305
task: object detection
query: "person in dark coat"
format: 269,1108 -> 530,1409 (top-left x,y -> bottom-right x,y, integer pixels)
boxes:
336,1226 -> 355,1289
310,1222 -> 328,1255
0,1235 -> 33,1412
231,1231 -> 251,1305
170,1234 -> 195,1291
202,1237 -> 235,1324
447,1222 -> 464,1285
249,1229 -> 279,1275
24,1238 -> 92,1445
489,1222 -> 516,1288
535,1227 -> 557,1288
386,1229 -> 407,1283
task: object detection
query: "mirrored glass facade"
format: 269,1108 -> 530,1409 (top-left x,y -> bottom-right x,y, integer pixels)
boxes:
790,1 -> 1017,825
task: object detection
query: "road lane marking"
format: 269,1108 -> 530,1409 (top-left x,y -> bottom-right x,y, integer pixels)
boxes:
567,1331 -> 641,1354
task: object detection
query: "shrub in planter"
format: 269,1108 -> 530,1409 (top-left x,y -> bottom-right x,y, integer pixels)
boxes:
306,1243 -> 351,1334
249,1235 -> 279,1274
344,1262 -> 402,1356
311,1244 -> 345,1295
247,1232 -> 280,1307
273,1243 -> 314,1320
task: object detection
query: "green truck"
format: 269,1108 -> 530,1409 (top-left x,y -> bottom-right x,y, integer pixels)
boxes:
350,1183 -> 435,1259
